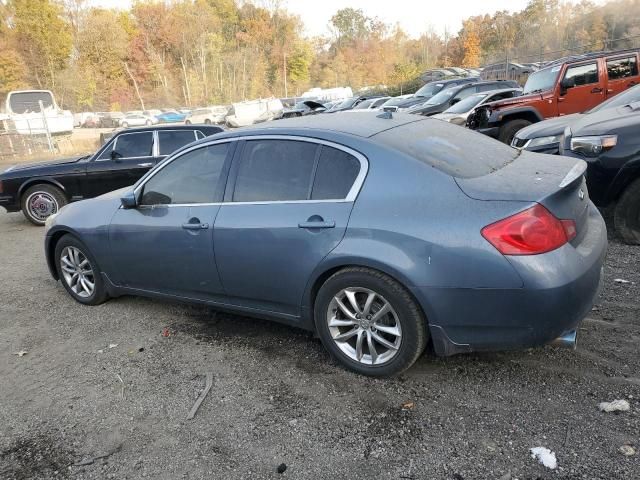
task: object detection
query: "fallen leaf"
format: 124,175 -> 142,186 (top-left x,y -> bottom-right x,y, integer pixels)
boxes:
161,328 -> 170,338
619,445 -> 636,456
13,350 -> 28,357
401,401 -> 415,410
109,343 -> 118,349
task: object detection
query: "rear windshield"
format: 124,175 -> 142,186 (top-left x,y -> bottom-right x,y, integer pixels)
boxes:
374,119 -> 518,178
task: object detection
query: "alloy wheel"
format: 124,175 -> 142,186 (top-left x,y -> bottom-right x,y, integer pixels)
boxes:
60,246 -> 95,298
327,287 -> 402,366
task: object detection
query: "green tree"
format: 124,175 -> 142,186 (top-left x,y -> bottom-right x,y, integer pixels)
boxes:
10,0 -> 72,88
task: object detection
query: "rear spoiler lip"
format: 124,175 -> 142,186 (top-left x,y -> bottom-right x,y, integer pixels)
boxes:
559,160 -> 587,189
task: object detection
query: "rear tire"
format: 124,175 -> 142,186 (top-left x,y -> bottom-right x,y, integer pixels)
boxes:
614,178 -> 640,245
498,119 -> 532,145
314,267 -> 428,377
55,234 -> 109,305
21,184 -> 68,226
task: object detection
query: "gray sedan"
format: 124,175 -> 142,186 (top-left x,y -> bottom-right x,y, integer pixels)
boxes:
44,113 -> 607,376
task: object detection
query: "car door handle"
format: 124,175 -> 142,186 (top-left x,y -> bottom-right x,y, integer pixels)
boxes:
298,220 -> 335,229
138,162 -> 153,168
182,222 -> 209,230
591,87 -> 603,93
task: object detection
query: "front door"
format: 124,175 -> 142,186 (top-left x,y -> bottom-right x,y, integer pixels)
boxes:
558,61 -> 605,115
605,54 -> 640,97
108,142 -> 232,299
214,139 -> 365,316
84,131 -> 157,198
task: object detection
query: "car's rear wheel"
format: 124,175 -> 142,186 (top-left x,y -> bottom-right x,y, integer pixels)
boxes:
315,267 -> 428,376
498,119 -> 532,145
614,178 -> 640,245
55,234 -> 109,305
21,184 -> 68,226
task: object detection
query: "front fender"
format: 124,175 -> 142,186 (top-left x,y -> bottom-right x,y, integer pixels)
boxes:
18,176 -> 68,197
489,107 -> 544,125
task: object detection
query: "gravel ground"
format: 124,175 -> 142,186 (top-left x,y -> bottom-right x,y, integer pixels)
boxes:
0,208 -> 638,480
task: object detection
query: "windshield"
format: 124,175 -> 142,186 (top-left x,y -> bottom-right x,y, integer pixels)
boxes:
354,99 -> 375,109
425,89 -> 456,105
589,84 -> 640,113
444,93 -> 488,114
381,97 -> 409,107
415,82 -> 445,98
331,98 -> 357,110
8,91 -> 55,114
522,67 -> 560,94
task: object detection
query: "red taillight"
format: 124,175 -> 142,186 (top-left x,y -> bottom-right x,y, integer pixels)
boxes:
482,204 -> 576,255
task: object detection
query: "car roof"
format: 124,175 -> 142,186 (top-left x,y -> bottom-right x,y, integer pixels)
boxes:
200,112 -> 424,140
115,125 -> 218,134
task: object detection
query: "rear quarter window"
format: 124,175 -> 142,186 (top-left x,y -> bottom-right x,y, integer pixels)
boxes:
374,119 -> 518,179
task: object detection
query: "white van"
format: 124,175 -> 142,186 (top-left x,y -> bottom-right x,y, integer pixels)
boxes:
5,90 -> 74,135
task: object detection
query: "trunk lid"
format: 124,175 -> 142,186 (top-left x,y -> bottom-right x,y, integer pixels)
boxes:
455,151 -> 590,237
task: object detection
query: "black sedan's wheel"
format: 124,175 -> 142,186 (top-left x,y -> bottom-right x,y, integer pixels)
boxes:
21,184 -> 68,226
315,267 -> 428,376
614,178 -> 640,245
55,235 -> 108,305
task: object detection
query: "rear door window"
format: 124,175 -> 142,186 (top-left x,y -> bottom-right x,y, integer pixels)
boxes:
606,56 -> 639,80
311,147 -> 361,200
158,130 -> 198,156
233,140 -> 318,202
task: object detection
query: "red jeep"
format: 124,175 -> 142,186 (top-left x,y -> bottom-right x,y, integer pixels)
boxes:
468,49 -> 640,143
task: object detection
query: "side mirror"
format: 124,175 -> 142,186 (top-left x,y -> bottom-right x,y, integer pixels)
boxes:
561,77 -> 576,90
111,150 -> 123,162
120,191 -> 137,209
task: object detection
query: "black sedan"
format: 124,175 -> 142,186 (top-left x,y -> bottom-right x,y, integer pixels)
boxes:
0,125 -> 223,225
512,84 -> 640,154
560,102 -> 640,244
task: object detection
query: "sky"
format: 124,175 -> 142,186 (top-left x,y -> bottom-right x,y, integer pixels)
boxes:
92,0 -> 533,38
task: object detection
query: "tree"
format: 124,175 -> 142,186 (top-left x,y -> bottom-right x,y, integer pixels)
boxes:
0,50 -> 28,96
460,21 -> 481,68
10,0 -> 72,89
390,62 -> 418,94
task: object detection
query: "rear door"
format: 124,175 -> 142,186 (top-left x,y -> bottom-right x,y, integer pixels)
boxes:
83,131 -> 156,197
156,129 -> 199,164
605,53 -> 640,97
213,138 -> 366,316
558,61 -> 605,115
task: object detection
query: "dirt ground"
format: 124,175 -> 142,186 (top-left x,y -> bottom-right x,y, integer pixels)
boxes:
0,207 -> 638,480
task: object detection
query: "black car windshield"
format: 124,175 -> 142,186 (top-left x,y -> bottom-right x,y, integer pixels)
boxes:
415,83 -> 445,98
444,93 -> 487,114
381,97 -> 410,107
354,99 -> 375,109
588,84 -> 640,113
331,98 -> 357,110
522,67 -> 560,94
425,89 -> 456,105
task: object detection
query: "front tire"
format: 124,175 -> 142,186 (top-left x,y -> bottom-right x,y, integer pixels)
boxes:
498,119 -> 532,145
21,184 -> 68,226
55,235 -> 109,305
315,267 -> 428,377
614,178 -> 640,245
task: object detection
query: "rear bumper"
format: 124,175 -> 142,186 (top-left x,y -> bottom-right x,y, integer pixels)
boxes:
412,203 -> 607,356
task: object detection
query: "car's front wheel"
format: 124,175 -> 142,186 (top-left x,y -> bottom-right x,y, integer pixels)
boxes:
315,267 -> 428,376
55,235 -> 109,305
21,184 -> 68,226
498,119 -> 532,145
614,178 -> 640,245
